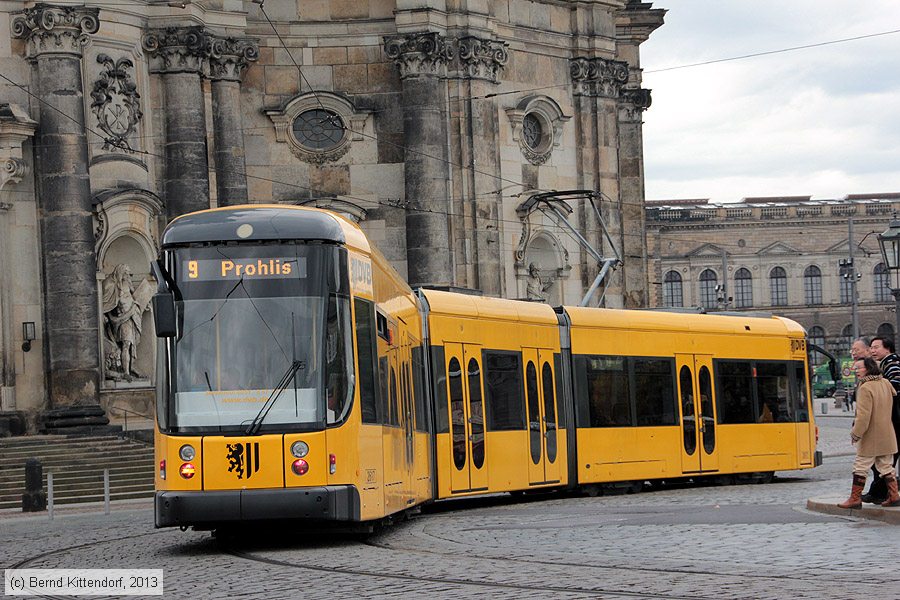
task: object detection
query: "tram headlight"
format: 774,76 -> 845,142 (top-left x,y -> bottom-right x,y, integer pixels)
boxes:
291,459 -> 309,476
290,440 -> 309,458
179,463 -> 196,479
179,444 -> 196,461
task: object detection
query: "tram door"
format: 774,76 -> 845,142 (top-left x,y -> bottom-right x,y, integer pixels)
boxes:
445,343 -> 488,493
523,348 -> 562,485
676,354 -> 720,473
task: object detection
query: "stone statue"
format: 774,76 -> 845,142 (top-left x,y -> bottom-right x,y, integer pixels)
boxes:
526,262 -> 555,301
102,264 -> 153,381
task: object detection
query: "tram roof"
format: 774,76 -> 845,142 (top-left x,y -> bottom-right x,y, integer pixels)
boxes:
162,205 -> 370,251
421,289 -> 559,324
564,306 -> 805,337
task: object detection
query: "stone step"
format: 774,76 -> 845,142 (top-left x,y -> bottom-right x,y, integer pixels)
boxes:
0,458 -> 156,475
0,480 -> 154,502
0,435 -> 131,448
0,449 -> 152,465
0,488 -> 155,510
0,461 -> 155,482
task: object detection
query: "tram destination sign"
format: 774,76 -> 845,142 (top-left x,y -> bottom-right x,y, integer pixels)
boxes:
181,257 -> 307,281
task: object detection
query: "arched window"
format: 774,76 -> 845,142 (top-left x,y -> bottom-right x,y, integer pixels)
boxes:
874,263 -> 892,302
838,324 -> 854,353
663,270 -> 683,308
804,265 -> 822,305
877,322 -> 894,341
839,263 -> 855,304
808,326 -> 826,365
699,269 -> 717,309
770,266 -> 787,306
733,268 -> 753,308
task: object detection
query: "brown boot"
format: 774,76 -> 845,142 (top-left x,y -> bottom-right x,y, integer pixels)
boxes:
881,474 -> 900,507
838,474 -> 866,509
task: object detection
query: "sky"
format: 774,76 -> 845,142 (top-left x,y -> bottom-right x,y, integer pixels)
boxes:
640,1 -> 900,203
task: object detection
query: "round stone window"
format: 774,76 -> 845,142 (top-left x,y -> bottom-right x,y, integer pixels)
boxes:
522,113 -> 543,150
292,109 -> 345,151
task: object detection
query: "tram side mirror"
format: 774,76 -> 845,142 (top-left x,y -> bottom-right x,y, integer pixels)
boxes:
152,292 -> 177,338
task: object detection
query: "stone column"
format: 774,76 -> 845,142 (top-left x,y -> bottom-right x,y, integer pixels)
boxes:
0,104 -> 38,416
455,36 -> 509,296
384,33 -> 453,288
618,88 -> 652,308
11,5 -> 102,410
142,27 -> 211,220
206,35 -> 258,207
570,56 -> 630,307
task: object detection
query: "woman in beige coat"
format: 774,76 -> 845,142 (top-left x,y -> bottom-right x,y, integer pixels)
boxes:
839,356 -> 900,508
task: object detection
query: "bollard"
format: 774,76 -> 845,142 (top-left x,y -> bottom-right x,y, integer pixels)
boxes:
21,458 -> 46,512
820,401 -> 828,415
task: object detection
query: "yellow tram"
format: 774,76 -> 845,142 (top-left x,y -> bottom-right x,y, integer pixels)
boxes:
152,205 -> 822,529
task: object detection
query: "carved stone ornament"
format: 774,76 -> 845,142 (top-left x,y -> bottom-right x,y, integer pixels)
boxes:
0,103 -> 37,192
90,55 -> 143,152
206,35 -> 260,82
384,32 -> 453,79
141,26 -> 209,74
505,96 -> 570,166
570,57 -> 629,98
265,92 -> 369,164
454,37 -> 509,83
618,87 -> 652,122
11,4 -> 100,59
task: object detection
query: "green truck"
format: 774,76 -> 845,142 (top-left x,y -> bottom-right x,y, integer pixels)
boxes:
812,357 -> 853,398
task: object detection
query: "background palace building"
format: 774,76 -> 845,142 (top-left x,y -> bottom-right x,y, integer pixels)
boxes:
646,193 -> 900,361
0,0 -> 664,433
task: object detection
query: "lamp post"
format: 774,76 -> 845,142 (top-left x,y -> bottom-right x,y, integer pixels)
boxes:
877,216 -> 900,342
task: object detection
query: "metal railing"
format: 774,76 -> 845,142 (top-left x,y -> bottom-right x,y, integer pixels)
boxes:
107,405 -> 153,432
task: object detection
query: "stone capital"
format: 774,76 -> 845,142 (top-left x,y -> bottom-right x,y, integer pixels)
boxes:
0,103 -> 37,192
618,87 -> 652,121
570,57 -> 629,98
454,36 -> 509,83
206,35 -> 260,82
11,3 -> 100,59
142,26 -> 209,75
384,32 -> 453,79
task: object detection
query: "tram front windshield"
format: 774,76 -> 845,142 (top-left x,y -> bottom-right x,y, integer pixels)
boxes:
165,243 -> 353,433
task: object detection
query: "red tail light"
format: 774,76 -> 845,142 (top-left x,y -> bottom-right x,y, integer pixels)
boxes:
329,453 -> 336,475
815,426 -> 819,444
292,459 -> 309,476
180,463 -> 195,479
159,459 -> 166,480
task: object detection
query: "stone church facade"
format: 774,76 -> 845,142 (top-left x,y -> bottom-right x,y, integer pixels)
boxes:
646,194 -> 900,359
0,1 -> 663,432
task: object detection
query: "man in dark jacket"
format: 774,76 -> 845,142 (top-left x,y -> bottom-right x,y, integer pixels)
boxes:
862,336 -> 900,503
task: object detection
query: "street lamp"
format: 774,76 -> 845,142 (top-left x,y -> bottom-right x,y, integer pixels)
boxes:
877,216 -> 900,342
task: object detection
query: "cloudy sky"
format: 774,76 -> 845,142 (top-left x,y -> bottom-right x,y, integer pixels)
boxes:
640,1 -> 900,203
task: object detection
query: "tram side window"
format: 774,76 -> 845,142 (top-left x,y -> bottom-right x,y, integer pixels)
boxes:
792,361 -> 810,422
354,298 -> 379,424
431,346 -> 449,433
584,356 -> 631,427
756,362 -> 790,423
483,351 -> 526,431
377,356 -> 390,425
412,345 -> 429,431
389,365 -> 399,426
716,361 -> 755,424
633,358 -> 677,426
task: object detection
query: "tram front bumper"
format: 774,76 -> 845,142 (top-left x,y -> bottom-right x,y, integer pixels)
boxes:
154,485 -> 361,528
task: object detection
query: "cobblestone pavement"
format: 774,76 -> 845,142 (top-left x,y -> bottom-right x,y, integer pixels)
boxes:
2,419 -> 895,600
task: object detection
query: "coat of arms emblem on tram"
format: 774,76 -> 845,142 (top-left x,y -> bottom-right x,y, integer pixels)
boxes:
226,443 -> 260,480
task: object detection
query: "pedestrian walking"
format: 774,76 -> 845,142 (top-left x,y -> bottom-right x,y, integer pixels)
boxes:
838,357 -> 900,509
861,336 -> 900,503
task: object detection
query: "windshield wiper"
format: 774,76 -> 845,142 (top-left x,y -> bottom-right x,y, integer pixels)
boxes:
245,360 -> 304,436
